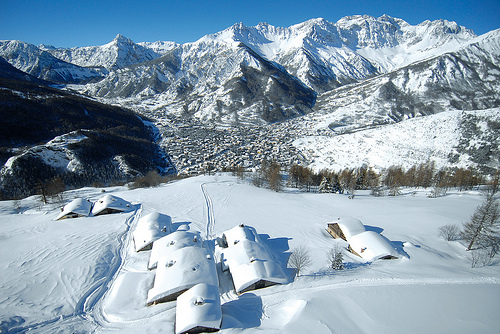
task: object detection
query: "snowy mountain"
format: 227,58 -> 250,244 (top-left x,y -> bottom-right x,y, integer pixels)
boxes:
61,15 -> 485,127
0,15 -> 499,173
0,40 -> 106,83
311,28 -> 500,126
41,34 -> 178,70
80,40 -> 316,125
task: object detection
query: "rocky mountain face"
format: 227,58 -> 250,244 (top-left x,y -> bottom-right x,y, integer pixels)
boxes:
0,15 -> 499,177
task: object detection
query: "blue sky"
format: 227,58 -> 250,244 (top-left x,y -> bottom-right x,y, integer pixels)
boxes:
1,0 -> 499,47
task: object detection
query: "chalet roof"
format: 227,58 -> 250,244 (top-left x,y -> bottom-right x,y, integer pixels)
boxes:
133,212 -> 172,252
91,194 -> 132,216
223,224 -> 260,246
348,231 -> 399,261
337,217 -> 366,240
56,198 -> 92,220
175,283 -> 222,334
148,229 -> 202,270
221,238 -> 287,293
147,247 -> 218,305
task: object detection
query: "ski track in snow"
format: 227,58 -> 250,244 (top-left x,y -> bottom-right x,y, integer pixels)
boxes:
85,207 -> 142,323
88,206 -> 144,329
11,206 -> 143,333
200,183 -> 216,241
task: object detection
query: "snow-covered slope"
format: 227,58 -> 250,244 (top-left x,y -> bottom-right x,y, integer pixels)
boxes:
294,108 -> 500,172
0,175 -> 498,333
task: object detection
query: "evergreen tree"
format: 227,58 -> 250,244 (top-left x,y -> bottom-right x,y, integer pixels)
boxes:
462,194 -> 500,251
318,176 -> 332,193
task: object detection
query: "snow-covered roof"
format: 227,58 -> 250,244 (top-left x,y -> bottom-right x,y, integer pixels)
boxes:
147,247 -> 218,305
348,231 -> 399,261
221,239 -> 288,293
175,283 -> 222,334
56,198 -> 92,220
148,229 -> 202,270
133,212 -> 172,252
91,194 -> 132,216
337,217 -> 366,240
223,224 -> 260,246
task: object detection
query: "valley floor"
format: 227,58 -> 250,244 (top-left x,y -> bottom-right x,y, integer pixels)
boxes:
0,174 -> 499,333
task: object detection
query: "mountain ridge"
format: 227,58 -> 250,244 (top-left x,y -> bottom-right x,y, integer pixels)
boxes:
0,15 -> 498,178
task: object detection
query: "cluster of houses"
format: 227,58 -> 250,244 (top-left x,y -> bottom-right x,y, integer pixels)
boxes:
327,217 -> 400,261
56,194 -> 288,333
159,115 -> 307,175
55,194 -> 133,220
56,193 -> 402,332
132,213 -> 221,334
133,214 -> 287,333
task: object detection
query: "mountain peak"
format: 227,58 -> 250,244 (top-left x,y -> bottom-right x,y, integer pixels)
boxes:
113,34 -> 134,45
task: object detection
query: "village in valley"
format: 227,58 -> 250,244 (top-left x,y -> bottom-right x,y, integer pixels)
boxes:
155,115 -> 323,175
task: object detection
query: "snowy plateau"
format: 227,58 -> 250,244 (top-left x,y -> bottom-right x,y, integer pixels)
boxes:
0,174 -> 499,333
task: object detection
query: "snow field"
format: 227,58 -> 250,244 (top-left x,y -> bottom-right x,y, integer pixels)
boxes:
0,174 -> 499,333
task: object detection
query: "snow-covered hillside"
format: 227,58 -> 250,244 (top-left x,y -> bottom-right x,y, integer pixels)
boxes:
294,108 -> 500,172
1,175 -> 498,333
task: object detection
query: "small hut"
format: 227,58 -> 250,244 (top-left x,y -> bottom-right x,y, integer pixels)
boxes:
175,283 -> 222,334
91,194 -> 132,216
147,247 -> 218,306
133,212 -> 172,252
348,231 -> 399,261
56,198 -> 92,220
327,217 -> 366,241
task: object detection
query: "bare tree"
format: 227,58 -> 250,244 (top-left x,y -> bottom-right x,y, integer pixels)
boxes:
438,224 -> 460,241
268,162 -> 283,192
288,245 -> 313,277
326,245 -> 344,270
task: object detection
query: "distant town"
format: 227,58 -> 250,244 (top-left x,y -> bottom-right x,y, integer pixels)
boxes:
156,115 -> 332,175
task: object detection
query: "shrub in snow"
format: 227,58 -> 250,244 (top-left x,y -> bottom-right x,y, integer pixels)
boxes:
388,185 -> 402,196
428,186 -> 447,198
327,245 -> 344,270
438,224 -> 460,241
470,249 -> 495,268
371,186 -> 386,197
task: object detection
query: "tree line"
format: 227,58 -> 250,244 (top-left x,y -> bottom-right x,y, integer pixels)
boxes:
228,160 -> 490,195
